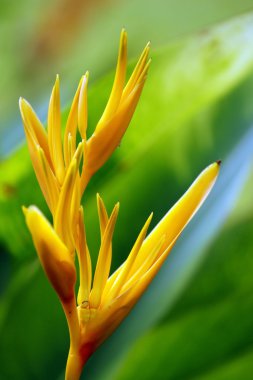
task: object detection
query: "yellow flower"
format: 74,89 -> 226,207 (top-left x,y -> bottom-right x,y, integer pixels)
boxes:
20,30 -> 220,380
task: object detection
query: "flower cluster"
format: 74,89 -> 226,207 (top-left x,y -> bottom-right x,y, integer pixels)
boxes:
20,30 -> 220,380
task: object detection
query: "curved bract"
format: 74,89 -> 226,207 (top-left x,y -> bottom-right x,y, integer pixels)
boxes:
19,30 -> 220,380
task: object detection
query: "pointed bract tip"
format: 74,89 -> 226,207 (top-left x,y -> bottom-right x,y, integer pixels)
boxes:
216,160 -> 222,166
54,74 -> 60,90
85,71 -> 89,79
19,97 -> 29,110
19,97 -> 25,113
121,28 -> 128,42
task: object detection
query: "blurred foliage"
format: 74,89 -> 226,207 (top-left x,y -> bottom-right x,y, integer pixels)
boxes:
1,2 -> 253,380
1,0 -> 253,153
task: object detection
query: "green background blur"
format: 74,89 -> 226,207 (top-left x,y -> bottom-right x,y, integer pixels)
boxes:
1,1 -> 253,379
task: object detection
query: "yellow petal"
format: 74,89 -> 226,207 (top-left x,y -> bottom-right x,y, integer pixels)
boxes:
120,234 -> 165,295
63,76 -> 84,166
23,206 -> 76,303
48,75 -> 65,184
21,123 -> 52,209
133,162 -> 220,270
77,207 -> 92,306
54,141 -> 84,250
81,79 -> 147,191
19,98 -> 52,168
96,193 -> 109,236
95,29 -> 127,132
89,203 -> 119,309
37,146 -> 60,214
106,162 -> 220,290
122,41 -> 150,101
114,237 -> 178,310
104,213 -> 153,302
78,71 -> 89,140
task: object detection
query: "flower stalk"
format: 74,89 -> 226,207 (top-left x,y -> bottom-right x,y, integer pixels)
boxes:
20,30 -> 220,380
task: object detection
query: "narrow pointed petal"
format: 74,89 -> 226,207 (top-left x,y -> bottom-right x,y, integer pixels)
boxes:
70,174 -> 81,243
23,206 -> 76,302
133,162 -> 220,269
115,237 -> 178,309
77,207 -> 92,306
54,141 -> 84,250
97,193 -> 109,236
105,213 -> 153,302
48,75 -> 65,183
78,72 -> 89,140
63,76 -> 84,166
81,80 -> 147,190
22,124 -> 52,209
106,162 -> 220,289
37,146 -> 60,214
122,41 -> 150,101
96,29 -> 127,132
120,235 -> 165,295
19,98 -> 52,167
66,133 -> 75,168
89,203 -> 119,309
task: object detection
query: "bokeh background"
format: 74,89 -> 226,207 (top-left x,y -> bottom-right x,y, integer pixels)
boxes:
1,1 -> 253,379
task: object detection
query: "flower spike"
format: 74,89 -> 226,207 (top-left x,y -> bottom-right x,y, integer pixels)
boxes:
20,30 -> 220,380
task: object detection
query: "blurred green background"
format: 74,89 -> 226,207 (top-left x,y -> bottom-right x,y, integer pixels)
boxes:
1,1 -> 253,379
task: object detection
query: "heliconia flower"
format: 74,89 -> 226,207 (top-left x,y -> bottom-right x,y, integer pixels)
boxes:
20,30 -> 220,380
19,29 -> 150,215
74,162 -> 220,365
23,164 -> 219,379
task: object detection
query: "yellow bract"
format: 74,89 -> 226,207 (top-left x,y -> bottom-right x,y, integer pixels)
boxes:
20,30 -> 220,380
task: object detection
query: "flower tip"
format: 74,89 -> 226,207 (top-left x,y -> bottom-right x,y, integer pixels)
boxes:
120,28 -> 128,43
96,193 -> 103,207
23,205 -> 44,230
19,97 -> 29,112
54,74 -> 60,90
